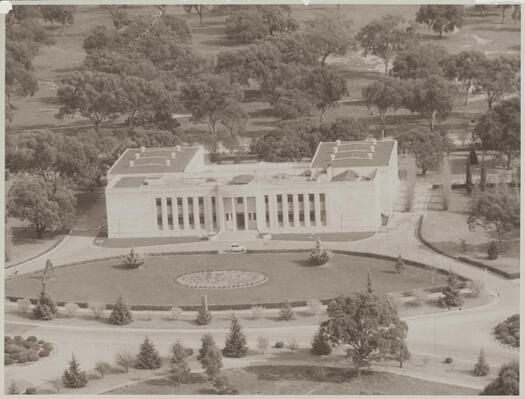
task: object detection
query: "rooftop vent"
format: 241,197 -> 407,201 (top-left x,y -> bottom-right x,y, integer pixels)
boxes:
332,146 -> 338,154
330,153 -> 336,161
367,152 -> 373,159
371,138 -> 377,145
135,153 -> 140,159
370,144 -> 375,153
129,160 -> 134,167
336,139 -> 341,146
166,159 -> 171,166
176,145 -> 181,151
171,152 -> 176,158
140,146 -> 146,153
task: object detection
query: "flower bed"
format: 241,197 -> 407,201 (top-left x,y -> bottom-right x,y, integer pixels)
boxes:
4,335 -> 53,366
176,270 -> 268,289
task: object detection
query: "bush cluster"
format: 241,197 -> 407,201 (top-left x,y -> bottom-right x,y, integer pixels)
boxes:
494,314 -> 519,348
4,335 -> 53,366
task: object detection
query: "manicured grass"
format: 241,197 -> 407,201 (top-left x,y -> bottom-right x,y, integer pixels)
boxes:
5,252 -> 445,306
422,190 -> 519,275
106,365 -> 478,395
271,231 -> 375,242
94,235 -> 204,248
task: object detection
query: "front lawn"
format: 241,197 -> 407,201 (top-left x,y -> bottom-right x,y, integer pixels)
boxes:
271,231 -> 375,242
5,252 -> 445,307
106,365 -> 478,395
422,190 -> 519,275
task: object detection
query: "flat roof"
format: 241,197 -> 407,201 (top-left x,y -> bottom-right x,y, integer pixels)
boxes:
109,147 -> 200,175
310,140 -> 395,169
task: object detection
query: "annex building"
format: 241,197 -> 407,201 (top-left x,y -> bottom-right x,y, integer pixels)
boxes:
105,138 -> 399,238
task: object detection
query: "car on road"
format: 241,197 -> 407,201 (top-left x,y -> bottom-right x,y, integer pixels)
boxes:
225,243 -> 247,253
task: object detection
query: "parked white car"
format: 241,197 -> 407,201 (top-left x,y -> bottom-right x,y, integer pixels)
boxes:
226,243 -> 247,253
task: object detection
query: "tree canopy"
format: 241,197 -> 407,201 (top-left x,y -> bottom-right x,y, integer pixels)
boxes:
443,50 -> 487,106
391,44 -> 450,80
396,128 -> 450,175
416,5 -> 465,37
481,361 -> 519,395
476,56 -> 520,110
356,14 -> 415,74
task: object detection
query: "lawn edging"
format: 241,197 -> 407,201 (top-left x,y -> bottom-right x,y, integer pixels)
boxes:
5,230 -> 70,269
6,249 -> 450,312
417,215 -> 519,280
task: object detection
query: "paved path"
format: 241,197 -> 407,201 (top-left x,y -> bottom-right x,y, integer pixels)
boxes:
5,183 -> 520,393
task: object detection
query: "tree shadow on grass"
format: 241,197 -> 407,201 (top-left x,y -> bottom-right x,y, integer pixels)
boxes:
244,364 -> 364,384
10,227 -> 64,246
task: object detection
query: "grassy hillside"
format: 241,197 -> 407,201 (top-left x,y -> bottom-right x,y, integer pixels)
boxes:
9,4 -> 520,148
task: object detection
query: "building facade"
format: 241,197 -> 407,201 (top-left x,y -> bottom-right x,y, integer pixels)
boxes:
105,138 -> 398,238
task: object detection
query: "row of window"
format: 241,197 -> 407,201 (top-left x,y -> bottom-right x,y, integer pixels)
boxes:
156,196 -> 217,231
264,193 -> 326,228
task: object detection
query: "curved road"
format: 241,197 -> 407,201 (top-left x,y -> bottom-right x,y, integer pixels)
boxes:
5,185 -> 520,391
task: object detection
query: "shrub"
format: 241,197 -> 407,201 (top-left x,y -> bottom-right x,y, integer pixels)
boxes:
14,335 -> 23,342
8,381 -> 19,394
256,336 -> 269,354
481,361 -> 519,395
473,349 -> 490,376
5,344 -> 23,354
251,305 -> 265,320
64,302 -> 79,318
109,296 -> 133,325
170,341 -> 191,385
43,342 -> 53,352
309,239 -> 329,265
94,361 -> 111,378
121,248 -> 144,268
469,148 -> 478,165
443,357 -> 453,364
278,301 -> 295,321
33,291 -> 57,320
169,306 -> 183,321
135,336 -> 161,369
25,387 -> 37,395
212,374 -> 238,395
460,239 -> 468,252
287,340 -> 298,352
198,335 -> 223,381
88,302 -> 105,319
27,336 -> 37,343
467,280 -> 483,298
488,241 -> 498,260
222,316 -> 248,358
17,298 -> 32,314
395,255 -> 405,274
307,299 -> 322,316
312,366 -> 327,381
311,330 -> 332,356
196,301 -> 212,325
115,351 -> 134,373
62,354 -> 88,388
438,269 -> 463,308
39,350 -> 50,358
27,350 -> 39,362
274,341 -> 284,349
5,358 -> 14,366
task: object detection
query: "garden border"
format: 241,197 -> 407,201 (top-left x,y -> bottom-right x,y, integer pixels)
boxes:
417,215 -> 519,280
6,249 -> 455,312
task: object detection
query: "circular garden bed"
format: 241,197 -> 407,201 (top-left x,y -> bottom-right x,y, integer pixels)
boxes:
176,270 -> 268,289
5,336 -> 53,366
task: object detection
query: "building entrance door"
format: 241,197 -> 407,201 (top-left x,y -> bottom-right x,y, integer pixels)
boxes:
236,212 -> 245,230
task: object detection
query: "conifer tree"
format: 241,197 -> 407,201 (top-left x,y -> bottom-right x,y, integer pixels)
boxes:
395,255 -> 405,274
367,270 -> 373,294
170,341 -> 191,385
33,291 -> 58,320
309,239 -> 329,265
438,268 -> 464,307
278,301 -> 295,320
196,298 -> 212,325
466,157 -> 473,194
109,295 -> 133,325
480,162 -> 487,191
198,334 -> 223,381
311,329 -> 332,355
135,336 -> 161,369
8,380 -> 20,394
469,148 -> 478,165
62,354 -> 88,388
222,315 -> 248,358
473,348 -> 490,376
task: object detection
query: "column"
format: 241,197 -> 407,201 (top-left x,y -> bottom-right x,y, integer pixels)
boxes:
193,196 -> 199,231
268,194 -> 276,228
243,196 -> 249,230
172,197 -> 179,230
293,194 -> 300,227
206,196 -> 213,232
161,197 -> 168,232
282,194 -> 289,228
217,195 -> 225,231
304,193 -> 311,227
182,197 -> 189,231
231,197 -> 237,231
314,193 -> 321,227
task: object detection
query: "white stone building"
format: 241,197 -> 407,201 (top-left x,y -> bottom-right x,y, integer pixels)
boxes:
105,138 -> 399,238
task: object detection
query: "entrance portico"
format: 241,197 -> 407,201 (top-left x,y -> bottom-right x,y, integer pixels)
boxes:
222,196 -> 257,231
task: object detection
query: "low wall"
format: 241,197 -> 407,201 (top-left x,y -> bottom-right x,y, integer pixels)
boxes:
417,215 -> 519,280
